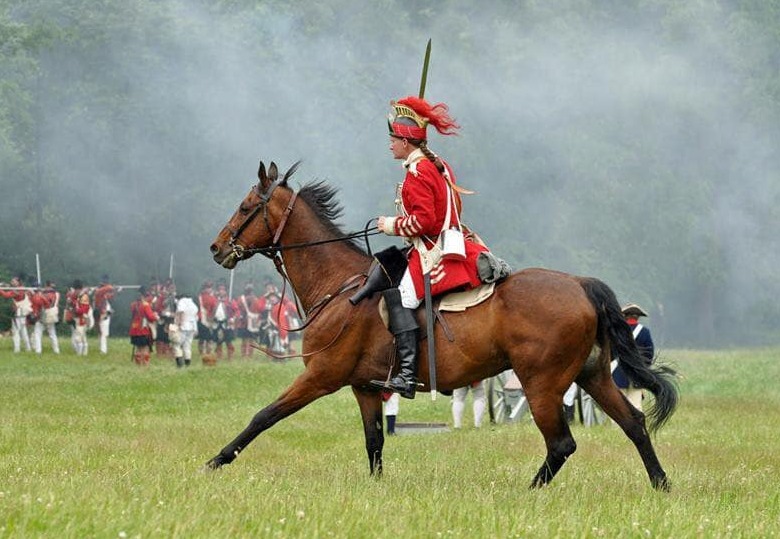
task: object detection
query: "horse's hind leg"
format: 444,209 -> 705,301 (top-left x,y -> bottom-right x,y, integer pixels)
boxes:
578,374 -> 670,491
523,384 -> 577,488
352,387 -> 384,476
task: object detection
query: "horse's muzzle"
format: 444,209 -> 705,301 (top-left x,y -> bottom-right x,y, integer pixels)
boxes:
210,243 -> 237,268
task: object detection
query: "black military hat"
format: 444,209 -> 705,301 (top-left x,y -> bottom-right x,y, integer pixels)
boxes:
621,303 -> 648,317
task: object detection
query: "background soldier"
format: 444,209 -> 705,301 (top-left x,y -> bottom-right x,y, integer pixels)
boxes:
0,275 -> 33,353
197,280 -> 216,357
154,278 -> 176,358
237,283 -> 258,358
93,274 -> 118,355
70,281 -> 92,356
39,280 -> 61,354
129,286 -> 159,366
213,280 -> 238,360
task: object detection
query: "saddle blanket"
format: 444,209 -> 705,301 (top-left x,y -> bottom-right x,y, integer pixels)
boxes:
379,283 -> 495,329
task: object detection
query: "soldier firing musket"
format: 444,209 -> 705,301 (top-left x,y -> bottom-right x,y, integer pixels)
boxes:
0,276 -> 33,353
63,279 -> 93,356
92,275 -> 142,355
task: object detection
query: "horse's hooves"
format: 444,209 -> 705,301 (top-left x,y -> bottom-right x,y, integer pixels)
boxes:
204,457 -> 224,471
652,476 -> 671,492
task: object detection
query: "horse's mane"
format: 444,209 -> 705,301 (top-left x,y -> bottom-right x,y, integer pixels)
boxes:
297,180 -> 367,255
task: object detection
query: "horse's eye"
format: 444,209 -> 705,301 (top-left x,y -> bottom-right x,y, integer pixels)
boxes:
239,205 -> 251,215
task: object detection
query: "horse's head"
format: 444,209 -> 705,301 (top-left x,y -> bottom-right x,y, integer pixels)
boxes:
210,160 -> 300,269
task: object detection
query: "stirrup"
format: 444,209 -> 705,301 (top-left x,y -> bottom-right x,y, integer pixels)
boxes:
369,378 -> 417,399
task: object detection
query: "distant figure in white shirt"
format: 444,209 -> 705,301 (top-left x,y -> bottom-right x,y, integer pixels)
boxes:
173,293 -> 199,368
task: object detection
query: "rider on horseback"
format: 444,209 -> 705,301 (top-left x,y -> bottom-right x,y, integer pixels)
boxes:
351,96 -> 488,399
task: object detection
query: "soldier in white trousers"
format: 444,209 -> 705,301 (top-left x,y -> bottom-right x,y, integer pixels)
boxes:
452,380 -> 486,428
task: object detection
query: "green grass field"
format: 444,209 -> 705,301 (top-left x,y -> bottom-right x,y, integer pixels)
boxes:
1,337 -> 778,538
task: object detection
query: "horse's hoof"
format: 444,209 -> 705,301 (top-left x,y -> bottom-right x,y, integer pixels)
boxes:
652,476 -> 671,492
204,456 -> 225,471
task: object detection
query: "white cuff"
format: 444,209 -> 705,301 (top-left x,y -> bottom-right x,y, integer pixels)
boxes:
381,217 -> 397,235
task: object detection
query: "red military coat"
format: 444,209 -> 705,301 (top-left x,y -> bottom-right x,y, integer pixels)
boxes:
386,152 -> 487,300
199,291 -> 217,327
30,291 -> 47,321
72,292 -> 91,326
129,299 -> 158,337
93,284 -> 115,316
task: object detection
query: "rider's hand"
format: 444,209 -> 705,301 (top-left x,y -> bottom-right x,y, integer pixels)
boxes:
377,216 -> 395,235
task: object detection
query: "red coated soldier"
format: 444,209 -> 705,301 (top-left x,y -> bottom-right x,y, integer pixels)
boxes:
93,274 -> 118,355
198,280 -> 217,356
70,283 -> 92,356
213,281 -> 238,360
129,286 -> 159,366
0,276 -> 32,353
356,96 -> 489,399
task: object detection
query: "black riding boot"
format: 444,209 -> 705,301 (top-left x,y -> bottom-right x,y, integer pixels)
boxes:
350,261 -> 392,305
176,357 -> 184,368
349,246 -> 408,305
369,289 -> 419,399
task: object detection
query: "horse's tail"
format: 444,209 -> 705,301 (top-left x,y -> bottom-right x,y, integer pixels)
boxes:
579,277 -> 679,432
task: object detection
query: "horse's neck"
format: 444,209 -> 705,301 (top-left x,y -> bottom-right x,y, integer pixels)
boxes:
281,246 -> 367,313
277,216 -> 369,313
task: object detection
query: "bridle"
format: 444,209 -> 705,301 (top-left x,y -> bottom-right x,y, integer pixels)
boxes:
220,173 -> 384,360
227,176 -> 294,261
227,179 -> 382,262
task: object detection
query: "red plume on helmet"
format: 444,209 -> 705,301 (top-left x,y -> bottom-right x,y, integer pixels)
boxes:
397,96 -> 459,135
389,96 -> 460,139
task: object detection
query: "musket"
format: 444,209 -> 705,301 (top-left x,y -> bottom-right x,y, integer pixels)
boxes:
0,286 -> 41,291
88,284 -> 142,290
418,38 -> 438,402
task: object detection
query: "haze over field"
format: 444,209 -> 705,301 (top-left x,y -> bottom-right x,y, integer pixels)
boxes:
1,1 -> 779,345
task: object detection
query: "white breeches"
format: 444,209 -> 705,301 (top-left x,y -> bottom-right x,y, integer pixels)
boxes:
32,321 -> 60,354
11,316 -> 31,352
384,392 -> 400,416
173,329 -> 196,360
622,386 -> 644,412
563,383 -> 578,407
72,325 -> 88,355
452,381 -> 486,428
98,315 -> 111,354
399,270 -> 422,309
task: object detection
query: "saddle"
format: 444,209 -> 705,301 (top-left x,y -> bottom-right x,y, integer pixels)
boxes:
378,282 -> 496,335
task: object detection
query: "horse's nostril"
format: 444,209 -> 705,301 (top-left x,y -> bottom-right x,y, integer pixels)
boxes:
210,244 -> 219,255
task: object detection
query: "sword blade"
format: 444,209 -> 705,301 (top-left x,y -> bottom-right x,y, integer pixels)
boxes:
424,272 -> 437,401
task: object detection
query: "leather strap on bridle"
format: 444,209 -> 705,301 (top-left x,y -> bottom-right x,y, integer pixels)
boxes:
250,274 -> 364,360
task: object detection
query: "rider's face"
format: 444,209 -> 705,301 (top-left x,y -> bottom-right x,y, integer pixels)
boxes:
389,136 -> 413,160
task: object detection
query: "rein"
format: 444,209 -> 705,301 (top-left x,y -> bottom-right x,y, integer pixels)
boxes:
240,227 -> 383,258
228,178 -> 375,360
228,179 -> 381,261
250,274 -> 363,361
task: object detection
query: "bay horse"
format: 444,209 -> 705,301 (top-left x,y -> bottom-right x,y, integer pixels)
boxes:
208,160 -> 679,490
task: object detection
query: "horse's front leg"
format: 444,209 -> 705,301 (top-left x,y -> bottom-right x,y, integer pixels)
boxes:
352,387 -> 384,476
206,370 -> 334,469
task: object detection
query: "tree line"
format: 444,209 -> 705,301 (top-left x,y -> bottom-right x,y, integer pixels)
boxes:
2,0 -> 779,345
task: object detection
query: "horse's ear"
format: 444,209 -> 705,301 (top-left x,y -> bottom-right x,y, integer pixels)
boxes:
268,162 -> 279,183
282,160 -> 302,186
257,161 -> 267,185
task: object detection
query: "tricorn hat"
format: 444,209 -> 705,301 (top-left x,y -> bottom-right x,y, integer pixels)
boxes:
621,303 -> 648,317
